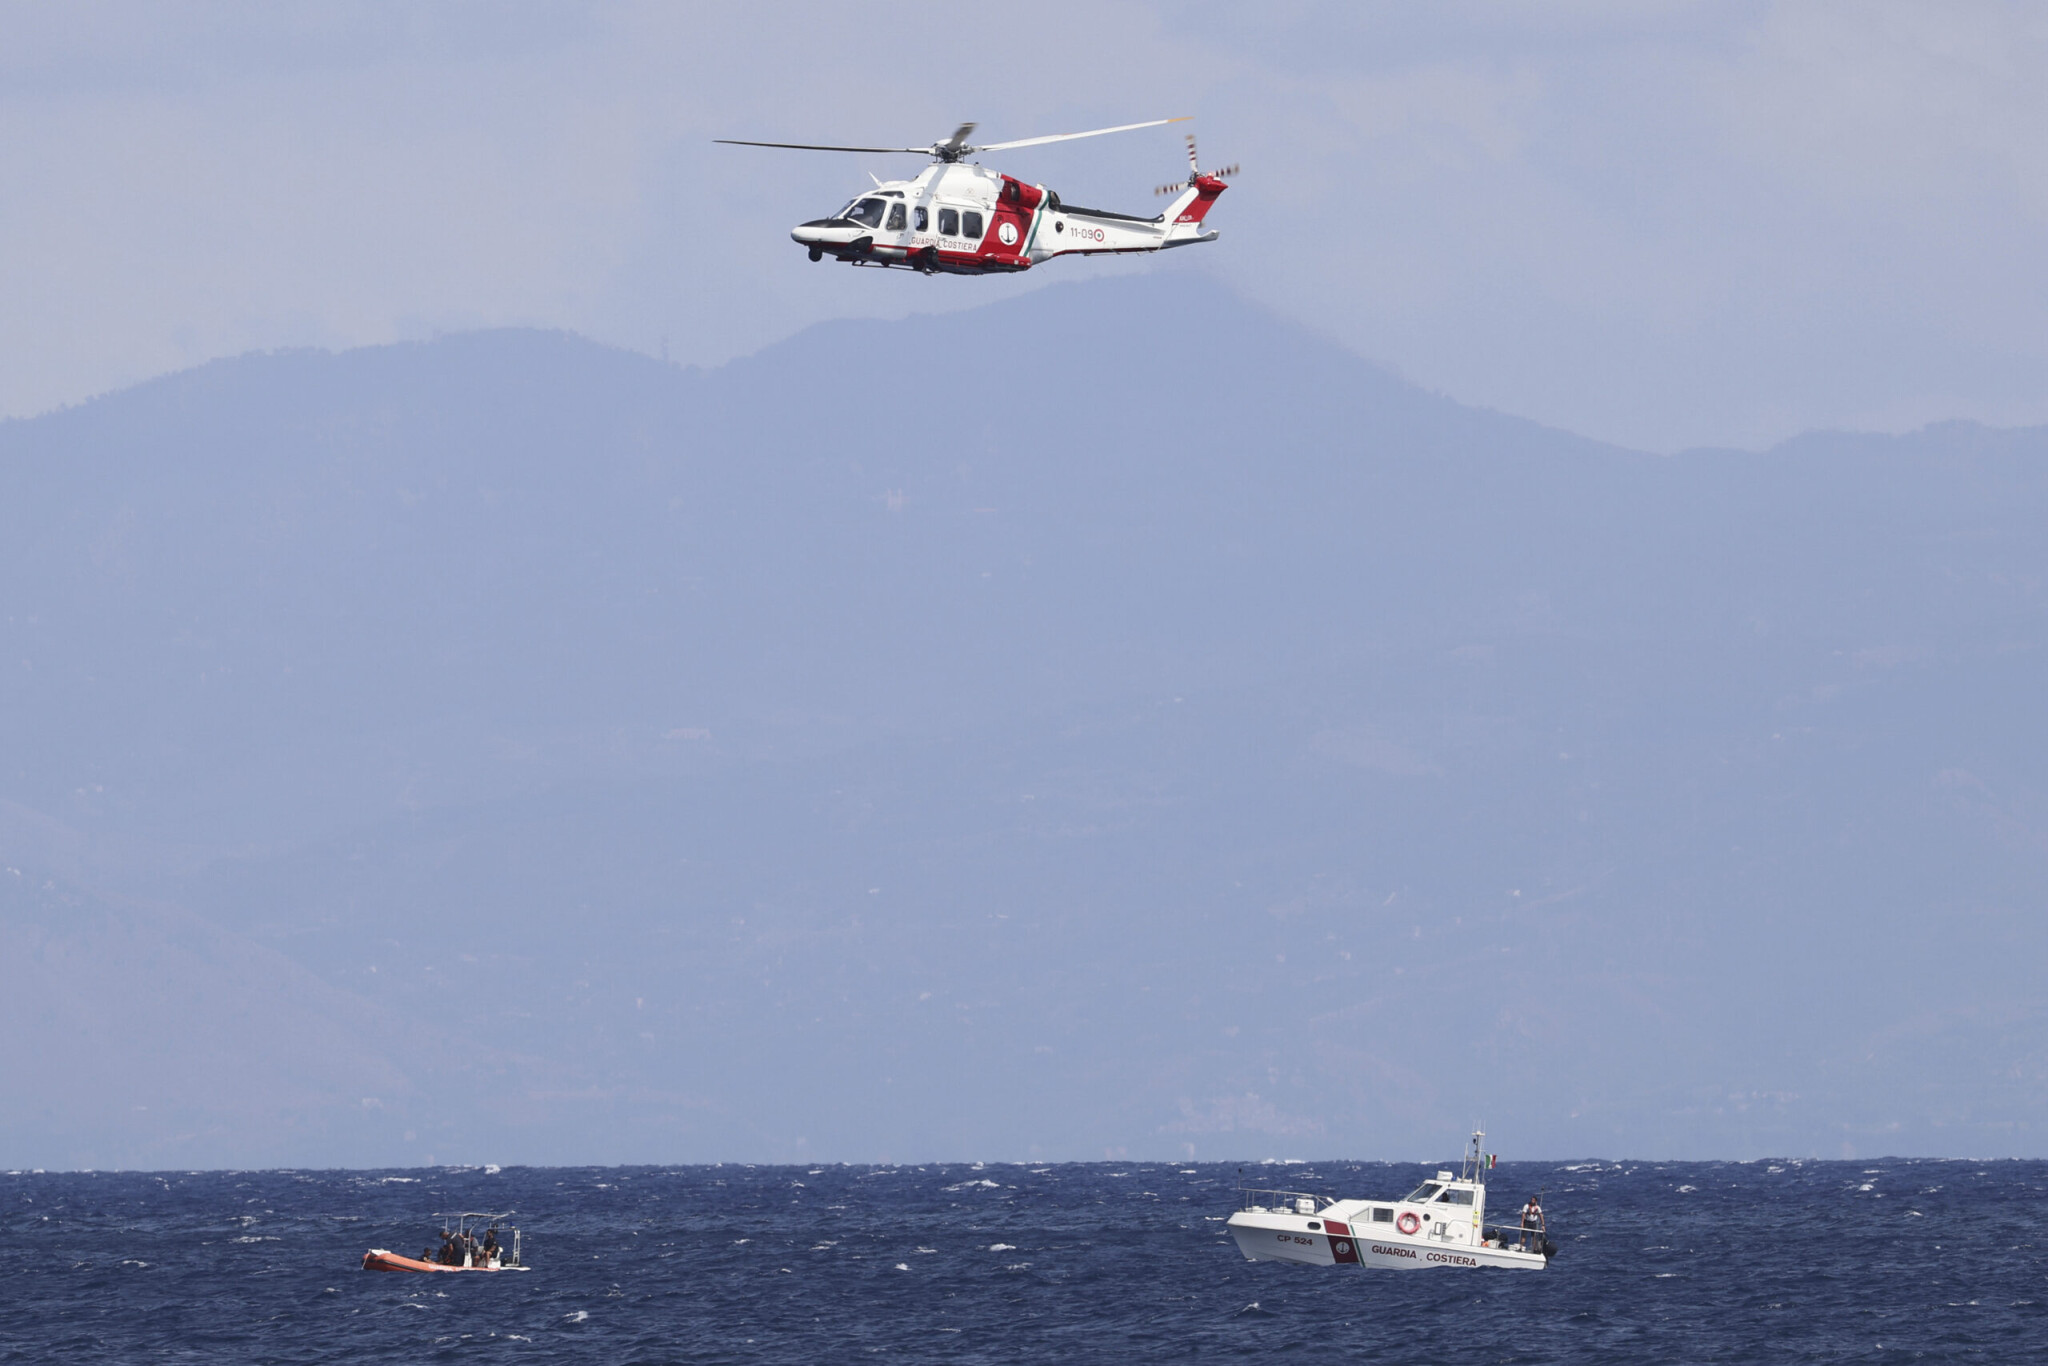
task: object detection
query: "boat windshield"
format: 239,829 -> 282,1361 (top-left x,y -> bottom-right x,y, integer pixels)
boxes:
1403,1182 -> 1441,1203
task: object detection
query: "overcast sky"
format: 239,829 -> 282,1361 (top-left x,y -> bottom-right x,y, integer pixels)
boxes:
3,0 -> 2045,451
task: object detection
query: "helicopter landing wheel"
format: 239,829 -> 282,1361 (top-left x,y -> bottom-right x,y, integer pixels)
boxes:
808,246 -> 823,262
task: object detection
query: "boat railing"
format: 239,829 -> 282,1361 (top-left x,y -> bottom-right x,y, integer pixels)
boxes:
1482,1222 -> 1552,1253
430,1210 -> 522,1267
1237,1186 -> 1329,1215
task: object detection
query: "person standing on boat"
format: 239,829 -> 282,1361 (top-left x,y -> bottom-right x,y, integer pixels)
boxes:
1520,1195 -> 1543,1251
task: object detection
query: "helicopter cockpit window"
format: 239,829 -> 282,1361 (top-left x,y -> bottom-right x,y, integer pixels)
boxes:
937,207 -> 959,237
914,206 -> 928,231
843,198 -> 888,229
885,202 -> 907,232
962,210 -> 984,240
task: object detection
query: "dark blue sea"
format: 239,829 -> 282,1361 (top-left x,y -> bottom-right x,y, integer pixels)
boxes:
4,1159 -> 2043,1362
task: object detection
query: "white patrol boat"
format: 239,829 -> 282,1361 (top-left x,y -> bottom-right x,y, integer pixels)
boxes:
1227,1131 -> 1552,1271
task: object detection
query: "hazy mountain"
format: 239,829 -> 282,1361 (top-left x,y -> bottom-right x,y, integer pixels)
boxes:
4,275 -> 2046,1168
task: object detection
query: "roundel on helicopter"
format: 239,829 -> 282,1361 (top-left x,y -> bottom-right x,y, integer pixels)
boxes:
715,118 -> 1236,275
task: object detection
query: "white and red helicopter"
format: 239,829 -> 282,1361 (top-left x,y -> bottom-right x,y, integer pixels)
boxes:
716,118 -> 1234,275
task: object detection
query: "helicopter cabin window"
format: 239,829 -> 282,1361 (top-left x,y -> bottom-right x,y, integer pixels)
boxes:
962,210 -> 984,240
914,206 -> 928,231
937,207 -> 959,237
885,202 -> 907,232
844,198 -> 888,229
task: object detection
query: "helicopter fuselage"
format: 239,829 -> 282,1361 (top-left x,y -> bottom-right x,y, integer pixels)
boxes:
791,161 -> 1223,274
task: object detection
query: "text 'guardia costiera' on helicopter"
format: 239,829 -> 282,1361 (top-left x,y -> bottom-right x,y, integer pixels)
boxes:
716,119 -> 1235,275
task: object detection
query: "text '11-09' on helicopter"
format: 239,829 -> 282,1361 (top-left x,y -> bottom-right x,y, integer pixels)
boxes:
715,118 -> 1235,275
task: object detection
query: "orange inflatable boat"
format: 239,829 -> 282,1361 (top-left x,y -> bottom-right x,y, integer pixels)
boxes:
364,1249 -> 479,1273
362,1212 -> 527,1272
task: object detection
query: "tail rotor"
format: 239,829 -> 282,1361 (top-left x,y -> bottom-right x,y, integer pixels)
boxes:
1156,133 -> 1238,195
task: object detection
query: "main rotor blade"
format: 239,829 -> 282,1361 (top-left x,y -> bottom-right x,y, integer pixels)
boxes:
713,139 -> 929,154
938,122 -> 977,155
974,116 -> 1190,153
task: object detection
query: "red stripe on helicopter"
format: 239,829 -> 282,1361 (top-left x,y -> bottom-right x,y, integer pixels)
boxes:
1174,175 -> 1228,225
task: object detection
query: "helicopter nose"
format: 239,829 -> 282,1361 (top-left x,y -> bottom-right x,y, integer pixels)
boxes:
791,219 -> 852,246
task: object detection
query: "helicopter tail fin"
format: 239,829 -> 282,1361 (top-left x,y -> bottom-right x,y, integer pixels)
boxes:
1162,175 -> 1227,243
1155,133 -> 1233,240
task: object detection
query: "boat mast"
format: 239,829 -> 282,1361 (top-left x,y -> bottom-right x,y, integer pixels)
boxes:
1465,1126 -> 1487,1185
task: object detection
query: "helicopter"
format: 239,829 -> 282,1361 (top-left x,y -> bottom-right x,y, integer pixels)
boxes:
715,118 -> 1235,275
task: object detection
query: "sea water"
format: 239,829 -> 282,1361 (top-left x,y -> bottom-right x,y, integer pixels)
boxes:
3,1159 -> 2042,1362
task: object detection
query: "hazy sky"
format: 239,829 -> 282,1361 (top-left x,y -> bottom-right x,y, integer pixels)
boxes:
4,0 -> 2045,451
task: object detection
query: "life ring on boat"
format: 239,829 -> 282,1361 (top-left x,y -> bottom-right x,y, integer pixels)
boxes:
1396,1211 -> 1422,1235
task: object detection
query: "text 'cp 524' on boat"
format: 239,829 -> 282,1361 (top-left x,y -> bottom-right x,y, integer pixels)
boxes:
362,1212 -> 528,1273
1228,1132 -> 1555,1271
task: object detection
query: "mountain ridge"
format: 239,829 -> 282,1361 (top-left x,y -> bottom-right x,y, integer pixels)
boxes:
4,274 -> 2046,1167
